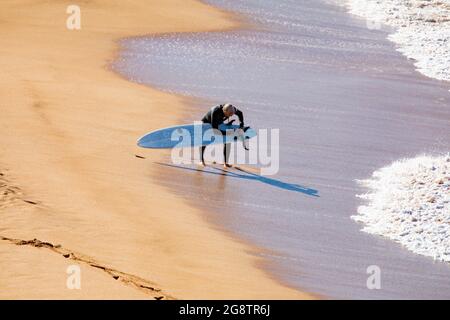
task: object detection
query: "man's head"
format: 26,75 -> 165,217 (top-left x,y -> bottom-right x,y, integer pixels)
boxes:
223,103 -> 236,117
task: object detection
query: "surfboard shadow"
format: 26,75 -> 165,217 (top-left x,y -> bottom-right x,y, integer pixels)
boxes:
155,162 -> 319,197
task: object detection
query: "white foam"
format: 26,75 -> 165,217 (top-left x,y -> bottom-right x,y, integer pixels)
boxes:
345,0 -> 450,82
352,155 -> 450,262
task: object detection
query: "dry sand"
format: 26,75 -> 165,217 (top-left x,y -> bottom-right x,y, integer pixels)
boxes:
0,0 -> 311,299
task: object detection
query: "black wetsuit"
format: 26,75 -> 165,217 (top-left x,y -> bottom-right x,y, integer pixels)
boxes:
200,105 -> 244,164
201,105 -> 244,129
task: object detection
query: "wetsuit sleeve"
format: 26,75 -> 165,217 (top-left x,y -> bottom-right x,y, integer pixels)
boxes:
210,105 -> 223,129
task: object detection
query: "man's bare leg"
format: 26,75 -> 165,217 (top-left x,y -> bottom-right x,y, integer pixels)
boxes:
198,146 -> 206,166
223,143 -> 231,168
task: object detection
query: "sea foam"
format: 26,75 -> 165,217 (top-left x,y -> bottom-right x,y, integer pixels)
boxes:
345,0 -> 450,82
352,155 -> 450,262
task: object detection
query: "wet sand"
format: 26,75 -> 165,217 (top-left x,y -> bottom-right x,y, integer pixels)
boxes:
116,0 -> 450,298
0,0 -> 311,299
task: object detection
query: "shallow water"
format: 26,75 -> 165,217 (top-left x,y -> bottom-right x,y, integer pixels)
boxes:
115,0 -> 450,298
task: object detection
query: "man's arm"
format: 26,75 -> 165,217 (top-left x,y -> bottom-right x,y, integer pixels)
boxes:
210,106 -> 223,129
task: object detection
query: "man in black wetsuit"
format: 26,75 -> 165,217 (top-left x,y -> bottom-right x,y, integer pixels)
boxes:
200,103 -> 244,168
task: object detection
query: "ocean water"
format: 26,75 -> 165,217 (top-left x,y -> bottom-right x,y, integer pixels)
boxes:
352,154 -> 450,263
347,0 -> 450,82
115,0 -> 450,298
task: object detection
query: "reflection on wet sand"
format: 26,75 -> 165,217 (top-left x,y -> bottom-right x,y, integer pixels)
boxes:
156,162 -> 319,197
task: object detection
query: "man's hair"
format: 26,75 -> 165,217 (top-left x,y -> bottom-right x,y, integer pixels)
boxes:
223,103 -> 236,114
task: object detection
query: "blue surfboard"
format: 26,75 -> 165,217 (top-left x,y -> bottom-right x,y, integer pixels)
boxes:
137,123 -> 257,149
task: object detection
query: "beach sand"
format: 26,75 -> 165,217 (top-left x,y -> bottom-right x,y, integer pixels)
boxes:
0,0 -> 311,299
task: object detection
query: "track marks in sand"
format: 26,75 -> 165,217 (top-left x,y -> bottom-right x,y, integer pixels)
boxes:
0,170 -> 172,300
0,236 -> 173,300
0,170 -> 40,209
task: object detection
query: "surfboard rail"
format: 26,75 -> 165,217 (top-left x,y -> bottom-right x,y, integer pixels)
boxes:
137,123 -> 257,149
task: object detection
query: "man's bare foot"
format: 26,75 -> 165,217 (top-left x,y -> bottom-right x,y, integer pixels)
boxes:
198,161 -> 206,167
223,163 -> 232,169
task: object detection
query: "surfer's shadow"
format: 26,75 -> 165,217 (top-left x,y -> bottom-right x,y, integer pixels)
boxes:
218,167 -> 319,197
156,163 -> 319,197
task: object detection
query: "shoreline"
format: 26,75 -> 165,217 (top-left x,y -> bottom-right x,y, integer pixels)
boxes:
0,0 -> 311,299
345,0 -> 450,83
352,154 -> 450,263
342,0 -> 450,267
112,0 -> 450,298
114,37 -> 317,300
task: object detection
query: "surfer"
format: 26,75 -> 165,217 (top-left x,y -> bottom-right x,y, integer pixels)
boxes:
200,103 -> 244,168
